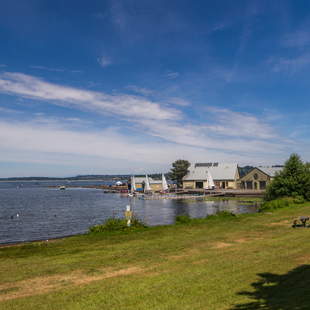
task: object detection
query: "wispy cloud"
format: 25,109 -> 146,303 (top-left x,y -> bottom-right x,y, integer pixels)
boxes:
268,55 -> 310,74
30,65 -> 81,74
164,70 -> 180,79
0,72 -> 180,121
0,117 -> 293,171
0,107 -> 23,114
97,57 -> 112,67
281,31 -> 310,48
205,107 -> 277,140
0,72 -> 302,166
164,97 -> 189,107
30,65 -> 64,72
126,85 -> 155,96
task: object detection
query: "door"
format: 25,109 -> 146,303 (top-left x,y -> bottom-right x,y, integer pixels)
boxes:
196,182 -> 203,188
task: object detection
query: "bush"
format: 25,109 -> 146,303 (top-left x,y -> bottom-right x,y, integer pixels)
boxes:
259,199 -> 289,213
292,195 -> 305,204
88,216 -> 148,234
175,211 -> 237,224
175,214 -> 192,224
206,210 -> 237,220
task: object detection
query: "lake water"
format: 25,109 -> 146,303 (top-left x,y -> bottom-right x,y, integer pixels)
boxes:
0,181 -> 260,244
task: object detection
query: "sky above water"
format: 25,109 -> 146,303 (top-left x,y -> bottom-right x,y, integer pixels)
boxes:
0,0 -> 310,177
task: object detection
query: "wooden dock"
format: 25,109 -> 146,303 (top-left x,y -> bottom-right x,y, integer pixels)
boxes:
138,194 -> 203,200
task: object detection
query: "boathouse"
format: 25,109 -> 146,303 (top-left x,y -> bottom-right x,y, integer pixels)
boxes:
238,167 -> 283,190
132,177 -> 164,192
182,163 -> 239,189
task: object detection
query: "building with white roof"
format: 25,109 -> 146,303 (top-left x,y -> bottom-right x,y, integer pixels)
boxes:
130,177 -> 167,192
182,162 -> 240,189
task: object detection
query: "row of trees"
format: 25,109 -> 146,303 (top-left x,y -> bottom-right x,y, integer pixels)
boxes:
169,154 -> 310,202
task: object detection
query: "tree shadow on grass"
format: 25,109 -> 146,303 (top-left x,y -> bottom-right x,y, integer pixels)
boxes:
231,265 -> 310,309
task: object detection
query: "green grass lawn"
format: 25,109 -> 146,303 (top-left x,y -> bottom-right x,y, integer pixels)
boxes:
1,203 -> 310,309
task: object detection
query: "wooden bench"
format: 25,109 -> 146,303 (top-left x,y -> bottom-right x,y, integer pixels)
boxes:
292,216 -> 310,228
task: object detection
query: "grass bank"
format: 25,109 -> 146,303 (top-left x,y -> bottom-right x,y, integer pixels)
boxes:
1,202 -> 310,309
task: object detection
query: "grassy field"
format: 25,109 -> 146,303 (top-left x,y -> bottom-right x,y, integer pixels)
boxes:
1,203 -> 310,309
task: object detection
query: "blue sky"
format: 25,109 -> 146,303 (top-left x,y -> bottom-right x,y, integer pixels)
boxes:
0,0 -> 310,177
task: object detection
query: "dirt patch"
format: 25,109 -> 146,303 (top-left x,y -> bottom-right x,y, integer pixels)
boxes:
191,258 -> 209,265
211,242 -> 234,249
270,220 -> 290,226
0,266 -> 143,302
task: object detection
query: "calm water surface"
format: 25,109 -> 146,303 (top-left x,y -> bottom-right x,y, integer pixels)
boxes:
0,181 -> 260,244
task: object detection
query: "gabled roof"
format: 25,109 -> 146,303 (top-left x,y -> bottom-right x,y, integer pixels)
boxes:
183,163 -> 239,181
239,166 -> 283,180
256,167 -> 283,177
133,177 -> 161,184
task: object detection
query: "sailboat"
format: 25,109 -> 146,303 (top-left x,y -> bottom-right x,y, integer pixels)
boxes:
205,171 -> 215,189
126,174 -> 136,197
131,174 -> 136,193
144,174 -> 152,193
161,173 -> 168,191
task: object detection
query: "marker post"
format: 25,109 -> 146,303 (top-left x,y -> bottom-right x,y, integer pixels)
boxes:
125,205 -> 132,227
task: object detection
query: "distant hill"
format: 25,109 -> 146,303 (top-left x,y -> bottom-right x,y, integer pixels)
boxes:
0,173 -> 170,182
0,175 -> 131,181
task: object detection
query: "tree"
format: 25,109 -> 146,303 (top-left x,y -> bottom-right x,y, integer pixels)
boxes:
265,153 -> 310,201
170,159 -> 190,188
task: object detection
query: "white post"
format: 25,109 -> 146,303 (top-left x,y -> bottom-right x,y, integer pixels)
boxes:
126,205 -> 131,226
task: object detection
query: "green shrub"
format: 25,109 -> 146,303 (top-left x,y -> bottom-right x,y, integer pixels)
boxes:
175,214 -> 192,224
259,199 -> 290,213
292,195 -> 305,204
206,210 -> 236,220
88,216 -> 148,234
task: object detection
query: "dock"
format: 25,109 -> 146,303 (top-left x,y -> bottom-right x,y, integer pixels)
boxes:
139,194 -> 202,200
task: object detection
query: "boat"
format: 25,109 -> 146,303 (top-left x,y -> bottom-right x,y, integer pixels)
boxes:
59,186 -> 66,190
205,171 -> 215,190
115,181 -> 123,186
144,174 -> 152,193
131,174 -> 136,195
162,173 -> 168,191
127,174 -> 136,197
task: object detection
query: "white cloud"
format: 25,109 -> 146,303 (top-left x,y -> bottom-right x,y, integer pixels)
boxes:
164,70 -> 180,79
205,107 -> 277,140
0,72 -> 304,170
0,107 -> 23,114
268,55 -> 310,74
126,85 -> 154,96
0,118 -> 295,173
97,57 -> 112,67
0,72 -> 181,122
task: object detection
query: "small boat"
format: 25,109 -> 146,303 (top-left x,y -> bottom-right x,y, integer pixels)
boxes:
115,181 -> 123,186
162,173 -> 168,191
145,174 -> 152,193
59,186 -> 66,190
205,171 -> 215,190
